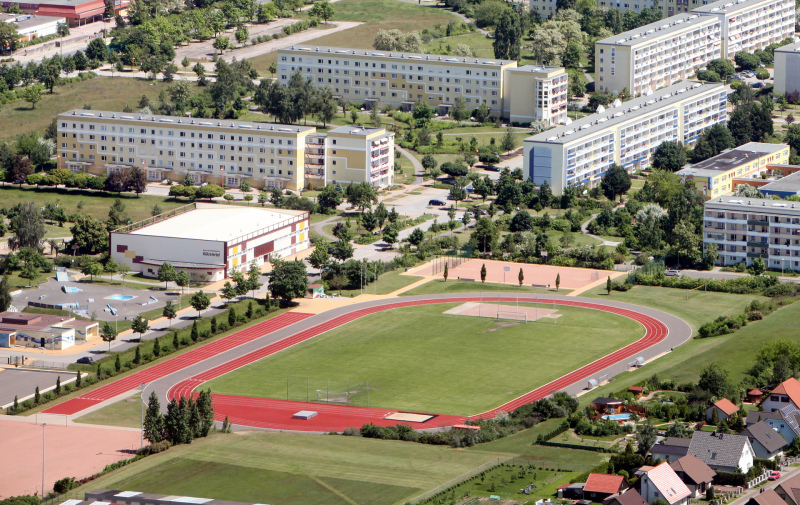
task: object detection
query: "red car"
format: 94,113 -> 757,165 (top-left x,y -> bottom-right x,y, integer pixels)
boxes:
769,471 -> 781,481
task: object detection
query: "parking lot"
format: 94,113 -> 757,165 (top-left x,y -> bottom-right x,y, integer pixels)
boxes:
0,368 -> 77,409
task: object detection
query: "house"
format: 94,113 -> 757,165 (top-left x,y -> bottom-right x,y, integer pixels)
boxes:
558,483 -> 585,499
669,455 -> 716,498
745,489 -> 789,505
687,431 -> 755,473
706,398 -> 740,423
740,421 -> 788,460
638,462 -> 692,505
584,473 -> 628,501
746,407 -> 800,444
651,437 -> 691,462
0,312 -> 99,350
774,473 -> 800,505
591,397 -> 625,414
762,378 -> 800,413
603,489 -> 649,505
748,389 -> 764,404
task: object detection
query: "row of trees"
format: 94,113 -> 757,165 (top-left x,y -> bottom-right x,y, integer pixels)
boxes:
143,390 -> 215,445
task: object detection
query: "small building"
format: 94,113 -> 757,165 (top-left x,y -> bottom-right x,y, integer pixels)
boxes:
746,408 -> 800,444
745,488 -> 790,505
559,483 -> 586,499
651,437 -> 691,463
639,462 -> 692,505
669,455 -> 716,499
591,397 -> 625,414
687,431 -> 755,473
0,13 -> 66,45
748,389 -> 764,404
762,378 -> 800,413
603,490 -> 649,505
307,284 -> 324,298
628,386 -> 644,399
583,473 -> 628,501
0,312 -> 98,350
706,398 -> 740,423
740,420 -> 788,460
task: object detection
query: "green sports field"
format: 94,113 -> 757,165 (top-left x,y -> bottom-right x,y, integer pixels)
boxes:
203,303 -> 644,415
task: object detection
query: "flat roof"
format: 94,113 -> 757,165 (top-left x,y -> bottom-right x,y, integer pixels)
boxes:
1,0 -> 96,6
128,205 -> 306,242
705,195 -> 800,214
525,81 -> 722,146
58,110 -> 316,134
15,15 -> 65,29
278,44 -> 515,67
328,125 -> 390,136
775,41 -> 800,54
761,171 -> 800,193
506,64 -> 565,74
596,13 -> 718,47
677,143 -> 786,177
692,0 -> 789,16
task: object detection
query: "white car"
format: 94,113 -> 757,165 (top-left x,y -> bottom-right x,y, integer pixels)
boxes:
665,270 -> 681,277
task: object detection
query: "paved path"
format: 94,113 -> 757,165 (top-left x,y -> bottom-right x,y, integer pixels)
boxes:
397,146 -> 425,185
581,214 -> 622,246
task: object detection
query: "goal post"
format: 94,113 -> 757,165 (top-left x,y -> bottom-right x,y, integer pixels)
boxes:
496,310 -> 528,323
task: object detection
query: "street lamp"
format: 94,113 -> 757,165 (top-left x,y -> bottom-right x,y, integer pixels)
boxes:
41,423 -> 46,498
140,383 -> 147,448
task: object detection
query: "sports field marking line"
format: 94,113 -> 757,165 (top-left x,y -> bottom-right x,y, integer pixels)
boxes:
169,296 -> 684,426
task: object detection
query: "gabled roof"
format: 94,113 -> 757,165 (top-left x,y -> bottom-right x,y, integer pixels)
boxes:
688,431 -> 753,469
747,489 -> 789,505
644,462 -> 692,505
585,473 -> 626,494
670,455 -> 716,485
604,489 -> 649,505
741,421 -> 788,453
713,398 -> 740,416
749,389 -> 764,396
746,410 -> 782,425
592,397 -> 624,406
777,474 -> 800,505
770,378 -> 800,407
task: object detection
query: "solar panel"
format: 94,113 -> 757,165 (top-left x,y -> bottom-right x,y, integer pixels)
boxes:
781,404 -> 800,433
169,498 -> 213,504
115,492 -> 142,498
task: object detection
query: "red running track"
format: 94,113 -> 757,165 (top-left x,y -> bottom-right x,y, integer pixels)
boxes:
167,297 -> 670,432
43,312 -> 313,415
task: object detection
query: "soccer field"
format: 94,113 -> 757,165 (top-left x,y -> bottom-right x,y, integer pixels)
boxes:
204,303 -> 644,415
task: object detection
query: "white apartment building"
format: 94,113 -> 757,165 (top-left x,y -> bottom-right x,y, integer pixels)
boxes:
773,41 -> 800,97
704,196 -> 800,271
56,110 -> 394,191
523,81 -> 727,195
276,45 -> 568,125
529,0 -> 656,16
596,14 -> 723,95
692,0 -> 795,58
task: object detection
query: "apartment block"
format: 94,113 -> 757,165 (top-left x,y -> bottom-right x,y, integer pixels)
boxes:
276,45 -> 568,125
523,81 -> 727,195
773,41 -> 800,97
704,196 -> 800,271
596,14 -> 723,95
56,110 -> 394,191
692,0 -> 795,59
677,143 -> 790,197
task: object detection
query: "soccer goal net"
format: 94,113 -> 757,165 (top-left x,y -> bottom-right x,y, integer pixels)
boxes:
496,310 -> 528,323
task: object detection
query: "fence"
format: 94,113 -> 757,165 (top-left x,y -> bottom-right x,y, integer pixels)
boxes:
407,457 -> 509,504
286,376 -> 373,407
28,360 -> 72,370
430,254 -> 468,276
746,469 -> 770,489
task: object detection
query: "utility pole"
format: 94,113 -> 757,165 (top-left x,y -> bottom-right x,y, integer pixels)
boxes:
41,423 -> 46,498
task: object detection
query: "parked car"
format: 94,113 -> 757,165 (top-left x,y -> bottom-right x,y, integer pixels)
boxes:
752,82 -> 765,88
731,74 -> 745,81
77,356 -> 94,364
769,472 -> 781,481
665,270 -> 681,277
428,199 -> 446,206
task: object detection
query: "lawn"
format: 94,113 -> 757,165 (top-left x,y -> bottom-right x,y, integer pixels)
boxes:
0,185 -> 186,223
71,430 -> 508,505
73,393 -> 143,429
203,303 -> 643,415
576,284 -> 783,401
332,268 -> 419,296
400,279 -> 565,296
1,77 -> 178,142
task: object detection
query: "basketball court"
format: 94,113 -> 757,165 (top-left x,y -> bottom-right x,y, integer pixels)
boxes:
442,259 -> 614,291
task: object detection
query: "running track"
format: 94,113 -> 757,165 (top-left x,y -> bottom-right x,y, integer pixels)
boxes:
47,294 -> 691,431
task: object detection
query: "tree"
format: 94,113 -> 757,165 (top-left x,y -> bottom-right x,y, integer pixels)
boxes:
308,239 -> 331,270
635,420 -> 658,454
500,128 -> 516,152
331,239 -> 354,263
408,227 -> 425,250
600,164 -> 632,202
412,101 -> 435,125
698,364 -> 730,397
9,155 -> 32,187
562,41 -> 582,69
749,256 -> 766,276
143,391 -> 164,443
107,198 -> 130,230
100,321 -> 117,350
480,263 -> 487,283
175,269 -> 190,294
0,275 -> 11,312
670,221 -> 701,268
707,59 -> 735,79
86,37 -> 109,62
510,210 -> 535,232
235,26 -> 249,46
19,262 -> 38,287
131,314 -> 150,340
493,10 -> 521,60
190,291 -> 211,317
213,36 -> 229,55
12,202 -> 45,250
518,268 -> 524,287
268,259 -> 309,303
556,273 -> 561,291
651,141 -> 686,172
70,214 -> 107,253
196,389 -> 215,437
421,154 -> 438,174
606,275 -> 612,295
158,262 -> 176,289
317,185 -> 343,213
734,51 -> 760,70
21,85 -> 43,109
443,262 -> 448,282
472,217 -> 499,253
0,20 -> 20,51
81,262 -> 103,281
382,225 -> 399,249
246,261 -> 263,298
309,0 -> 334,22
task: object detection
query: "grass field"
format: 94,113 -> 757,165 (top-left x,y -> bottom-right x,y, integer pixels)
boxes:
1,77 -> 178,142
74,393 -> 143,429
400,279 -> 564,296
203,303 -> 643,415
71,431 -> 508,505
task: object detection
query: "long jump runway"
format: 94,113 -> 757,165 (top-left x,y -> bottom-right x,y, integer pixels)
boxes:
47,294 -> 692,432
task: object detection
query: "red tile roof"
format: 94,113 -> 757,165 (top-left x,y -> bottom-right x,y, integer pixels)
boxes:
585,474 -> 626,495
645,462 -> 692,505
629,387 -> 644,392
714,398 -> 740,416
748,389 -> 763,396
771,378 -> 800,407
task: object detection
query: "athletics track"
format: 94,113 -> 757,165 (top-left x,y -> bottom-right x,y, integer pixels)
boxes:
45,294 -> 692,432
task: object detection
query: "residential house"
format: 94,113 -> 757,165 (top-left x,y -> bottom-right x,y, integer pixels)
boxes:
591,397 -> 625,415
651,437 -> 691,463
740,421 -> 788,460
687,431 -> 755,473
603,490 -> 649,505
746,408 -> 800,444
745,489 -> 790,505
774,473 -> 800,505
638,462 -> 692,505
584,473 -> 628,502
707,398 -> 740,423
669,455 -> 716,498
763,378 -> 800,413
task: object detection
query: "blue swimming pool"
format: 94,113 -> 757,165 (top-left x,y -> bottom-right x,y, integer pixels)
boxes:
106,294 -> 134,301
602,414 -> 632,421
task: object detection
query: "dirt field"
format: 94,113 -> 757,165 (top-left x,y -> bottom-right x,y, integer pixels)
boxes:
426,259 -> 611,290
443,302 -> 559,322
0,419 -> 141,498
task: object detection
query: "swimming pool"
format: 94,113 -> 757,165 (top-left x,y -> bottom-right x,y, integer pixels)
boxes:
602,413 -> 632,421
106,295 -> 135,301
